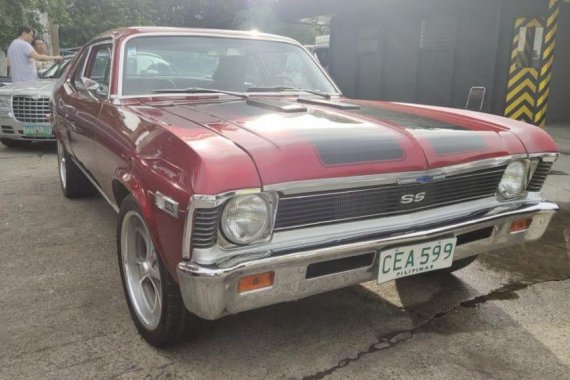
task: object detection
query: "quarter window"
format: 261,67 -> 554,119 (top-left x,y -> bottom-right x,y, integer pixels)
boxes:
84,43 -> 112,96
71,51 -> 88,90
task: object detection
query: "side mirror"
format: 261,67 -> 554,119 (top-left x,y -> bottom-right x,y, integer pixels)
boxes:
81,77 -> 107,98
81,77 -> 100,91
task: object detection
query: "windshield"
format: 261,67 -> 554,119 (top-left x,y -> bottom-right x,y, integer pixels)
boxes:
121,36 -> 338,96
41,59 -> 71,79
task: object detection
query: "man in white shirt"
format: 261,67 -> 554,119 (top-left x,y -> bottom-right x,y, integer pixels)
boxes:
7,26 -> 62,83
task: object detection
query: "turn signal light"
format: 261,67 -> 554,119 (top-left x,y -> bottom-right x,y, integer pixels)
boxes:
238,272 -> 274,293
511,218 -> 532,233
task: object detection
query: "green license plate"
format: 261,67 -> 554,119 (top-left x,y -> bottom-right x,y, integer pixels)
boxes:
378,237 -> 457,283
22,124 -> 52,137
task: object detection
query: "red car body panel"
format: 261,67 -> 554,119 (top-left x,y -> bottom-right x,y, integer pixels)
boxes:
53,28 -> 559,280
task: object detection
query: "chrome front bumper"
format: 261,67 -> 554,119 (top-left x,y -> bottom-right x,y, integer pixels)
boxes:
177,200 -> 557,320
0,115 -> 54,141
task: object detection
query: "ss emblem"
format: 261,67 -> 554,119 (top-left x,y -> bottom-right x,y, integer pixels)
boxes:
400,192 -> 426,204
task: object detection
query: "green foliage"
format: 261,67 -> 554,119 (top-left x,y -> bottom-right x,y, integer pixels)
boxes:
1,0 -> 326,50
234,4 -> 326,45
0,0 -> 69,49
58,0 -> 159,47
59,0 -> 249,47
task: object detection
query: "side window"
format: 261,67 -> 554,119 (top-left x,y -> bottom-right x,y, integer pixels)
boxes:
72,51 -> 88,90
84,43 -> 112,96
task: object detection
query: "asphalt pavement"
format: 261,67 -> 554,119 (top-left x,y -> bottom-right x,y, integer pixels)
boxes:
0,125 -> 569,379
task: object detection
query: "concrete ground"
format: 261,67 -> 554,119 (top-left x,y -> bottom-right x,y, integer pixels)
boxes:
0,127 -> 569,379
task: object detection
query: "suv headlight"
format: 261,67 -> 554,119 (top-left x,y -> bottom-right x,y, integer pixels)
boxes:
0,95 -> 11,110
497,160 -> 528,199
221,193 -> 274,245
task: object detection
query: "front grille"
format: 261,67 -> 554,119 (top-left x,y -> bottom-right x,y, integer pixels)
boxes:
12,96 -> 51,123
191,206 -> 222,248
527,160 -> 553,191
274,166 -> 507,231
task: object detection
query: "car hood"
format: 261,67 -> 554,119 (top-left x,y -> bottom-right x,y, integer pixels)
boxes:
135,97 -> 554,186
0,79 -> 56,95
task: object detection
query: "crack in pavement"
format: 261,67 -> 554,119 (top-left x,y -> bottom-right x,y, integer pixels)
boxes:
303,277 -> 570,380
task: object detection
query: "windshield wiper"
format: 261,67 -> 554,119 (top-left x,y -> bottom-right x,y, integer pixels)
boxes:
151,87 -> 249,99
246,86 -> 332,99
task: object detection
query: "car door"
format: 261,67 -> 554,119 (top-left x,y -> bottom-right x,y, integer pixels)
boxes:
61,42 -> 112,179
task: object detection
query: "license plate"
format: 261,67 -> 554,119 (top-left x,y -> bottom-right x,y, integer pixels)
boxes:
377,237 -> 457,283
22,124 -> 52,137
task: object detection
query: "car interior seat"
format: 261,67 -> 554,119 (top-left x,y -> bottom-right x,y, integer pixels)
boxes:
211,55 -> 248,91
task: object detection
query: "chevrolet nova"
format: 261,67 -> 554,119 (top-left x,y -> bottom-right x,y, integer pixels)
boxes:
53,27 -> 559,346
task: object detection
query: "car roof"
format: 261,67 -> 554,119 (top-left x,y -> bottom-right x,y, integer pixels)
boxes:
91,26 -> 300,46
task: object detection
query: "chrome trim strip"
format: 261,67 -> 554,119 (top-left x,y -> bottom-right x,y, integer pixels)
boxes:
69,155 -> 120,213
181,201 -> 194,260
528,152 -> 559,162
264,155 -> 526,195
116,32 -> 341,97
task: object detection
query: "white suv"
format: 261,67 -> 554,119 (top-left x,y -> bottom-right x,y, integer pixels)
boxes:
0,59 -> 70,148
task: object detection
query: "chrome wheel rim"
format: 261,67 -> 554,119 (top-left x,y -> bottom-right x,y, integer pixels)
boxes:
57,141 -> 66,189
121,211 -> 162,330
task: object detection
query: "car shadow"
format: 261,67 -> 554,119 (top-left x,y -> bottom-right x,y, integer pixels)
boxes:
0,141 -> 56,155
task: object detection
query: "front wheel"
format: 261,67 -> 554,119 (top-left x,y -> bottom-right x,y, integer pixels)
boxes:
118,195 -> 204,347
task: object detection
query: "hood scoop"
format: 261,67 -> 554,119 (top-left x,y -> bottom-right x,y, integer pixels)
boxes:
246,98 -> 307,113
297,97 -> 360,110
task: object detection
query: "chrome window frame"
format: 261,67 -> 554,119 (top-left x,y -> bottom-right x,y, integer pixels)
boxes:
68,38 -> 115,101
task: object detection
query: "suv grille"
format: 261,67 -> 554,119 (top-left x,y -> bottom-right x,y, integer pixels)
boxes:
274,166 -> 507,231
12,96 -> 51,123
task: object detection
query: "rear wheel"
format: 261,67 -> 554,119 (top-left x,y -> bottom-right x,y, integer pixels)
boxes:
57,140 -> 95,198
118,195 -> 204,347
1,138 -> 32,148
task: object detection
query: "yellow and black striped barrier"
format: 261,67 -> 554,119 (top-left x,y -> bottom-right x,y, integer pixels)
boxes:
504,0 -> 561,127
535,0 -> 560,127
505,18 -> 542,124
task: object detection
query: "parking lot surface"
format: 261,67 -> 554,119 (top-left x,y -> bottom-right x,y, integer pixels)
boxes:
1,142 -> 569,379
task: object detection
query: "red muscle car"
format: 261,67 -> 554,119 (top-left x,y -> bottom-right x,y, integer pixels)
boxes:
53,27 -> 559,347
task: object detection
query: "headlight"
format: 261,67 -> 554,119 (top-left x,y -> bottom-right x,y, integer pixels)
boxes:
0,95 -> 10,109
497,160 -> 528,199
221,194 -> 272,245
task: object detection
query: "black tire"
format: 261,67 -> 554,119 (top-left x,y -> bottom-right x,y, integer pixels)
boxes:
1,138 -> 32,148
57,140 -> 96,198
117,195 -> 204,347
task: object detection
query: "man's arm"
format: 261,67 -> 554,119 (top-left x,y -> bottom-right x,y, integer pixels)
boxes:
29,50 -> 63,62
